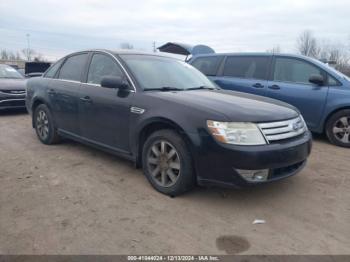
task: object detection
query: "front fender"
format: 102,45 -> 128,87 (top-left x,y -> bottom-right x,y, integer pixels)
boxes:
131,115 -> 201,153
318,88 -> 350,132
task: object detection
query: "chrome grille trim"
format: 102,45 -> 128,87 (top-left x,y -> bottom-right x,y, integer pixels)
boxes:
0,90 -> 26,95
0,99 -> 26,104
258,116 -> 306,142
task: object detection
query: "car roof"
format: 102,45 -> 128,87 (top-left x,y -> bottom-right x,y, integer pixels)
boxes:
75,49 -> 178,59
192,52 -> 318,60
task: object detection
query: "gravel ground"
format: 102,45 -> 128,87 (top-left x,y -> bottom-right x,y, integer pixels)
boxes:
0,110 -> 349,255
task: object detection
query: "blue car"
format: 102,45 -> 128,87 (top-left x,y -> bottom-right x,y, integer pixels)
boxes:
158,43 -> 350,147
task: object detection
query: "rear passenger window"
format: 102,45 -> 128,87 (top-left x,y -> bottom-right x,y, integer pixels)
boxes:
223,56 -> 269,80
191,56 -> 223,76
273,57 -> 322,85
58,53 -> 88,82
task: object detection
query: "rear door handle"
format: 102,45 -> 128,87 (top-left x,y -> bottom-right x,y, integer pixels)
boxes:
268,85 -> 281,90
252,83 -> 264,88
80,96 -> 92,103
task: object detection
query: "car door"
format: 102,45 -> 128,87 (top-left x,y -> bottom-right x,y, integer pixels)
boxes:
266,56 -> 329,130
212,55 -> 270,97
47,52 -> 89,134
78,52 -> 134,152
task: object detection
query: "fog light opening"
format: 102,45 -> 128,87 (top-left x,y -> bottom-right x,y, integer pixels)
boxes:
236,169 -> 269,182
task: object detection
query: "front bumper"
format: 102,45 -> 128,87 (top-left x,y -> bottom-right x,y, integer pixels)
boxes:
0,99 -> 26,109
193,131 -> 312,188
0,92 -> 26,110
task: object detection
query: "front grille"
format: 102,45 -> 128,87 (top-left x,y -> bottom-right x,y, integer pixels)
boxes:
258,116 -> 306,143
0,90 -> 26,95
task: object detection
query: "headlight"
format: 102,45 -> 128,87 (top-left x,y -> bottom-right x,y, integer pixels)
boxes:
300,115 -> 308,131
207,120 -> 266,145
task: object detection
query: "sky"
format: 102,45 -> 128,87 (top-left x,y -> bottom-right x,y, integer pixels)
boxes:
0,0 -> 349,61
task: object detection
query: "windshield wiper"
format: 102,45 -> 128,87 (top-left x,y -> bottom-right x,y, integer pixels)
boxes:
186,86 -> 217,91
144,87 -> 185,92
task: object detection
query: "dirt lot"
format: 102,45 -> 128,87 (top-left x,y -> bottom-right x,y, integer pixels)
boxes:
0,110 -> 349,255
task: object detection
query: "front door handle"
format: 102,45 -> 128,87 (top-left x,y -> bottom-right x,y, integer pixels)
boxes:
268,85 -> 281,90
80,96 -> 92,103
252,83 -> 264,88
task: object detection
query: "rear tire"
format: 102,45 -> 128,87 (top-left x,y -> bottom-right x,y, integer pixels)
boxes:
142,129 -> 195,196
325,109 -> 350,148
34,104 -> 60,145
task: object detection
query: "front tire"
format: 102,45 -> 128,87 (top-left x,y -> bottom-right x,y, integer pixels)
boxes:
34,104 -> 60,145
326,109 -> 350,148
142,129 -> 195,196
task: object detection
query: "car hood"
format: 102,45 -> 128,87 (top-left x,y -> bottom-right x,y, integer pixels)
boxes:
151,89 -> 299,122
0,78 -> 27,90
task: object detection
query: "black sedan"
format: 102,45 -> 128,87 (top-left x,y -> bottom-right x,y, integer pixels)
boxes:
0,64 -> 27,110
26,50 -> 312,196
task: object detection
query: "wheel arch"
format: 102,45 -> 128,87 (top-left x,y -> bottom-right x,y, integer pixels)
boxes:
31,97 -> 52,128
135,118 -> 195,168
323,106 -> 350,132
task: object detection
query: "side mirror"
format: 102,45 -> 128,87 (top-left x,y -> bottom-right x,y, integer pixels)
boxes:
101,76 -> 129,90
309,74 -> 325,86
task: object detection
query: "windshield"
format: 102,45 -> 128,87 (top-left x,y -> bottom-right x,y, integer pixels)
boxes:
0,64 -> 24,79
309,57 -> 350,82
324,64 -> 350,81
120,55 -> 216,90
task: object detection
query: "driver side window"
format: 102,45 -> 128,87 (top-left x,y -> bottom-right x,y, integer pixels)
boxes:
274,57 -> 323,85
87,53 -> 123,85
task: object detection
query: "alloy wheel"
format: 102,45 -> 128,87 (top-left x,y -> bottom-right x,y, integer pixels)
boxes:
146,140 -> 181,187
332,116 -> 350,144
36,110 -> 49,140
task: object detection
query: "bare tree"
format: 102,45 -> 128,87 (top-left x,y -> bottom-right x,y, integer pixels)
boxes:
317,40 -> 350,74
21,48 -> 36,61
120,42 -> 134,50
15,52 -> 22,61
321,42 -> 347,61
295,31 -> 350,76
1,48 -> 45,62
0,49 -> 15,60
330,48 -> 350,74
0,49 -> 9,60
0,49 -> 24,61
296,30 -> 320,58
